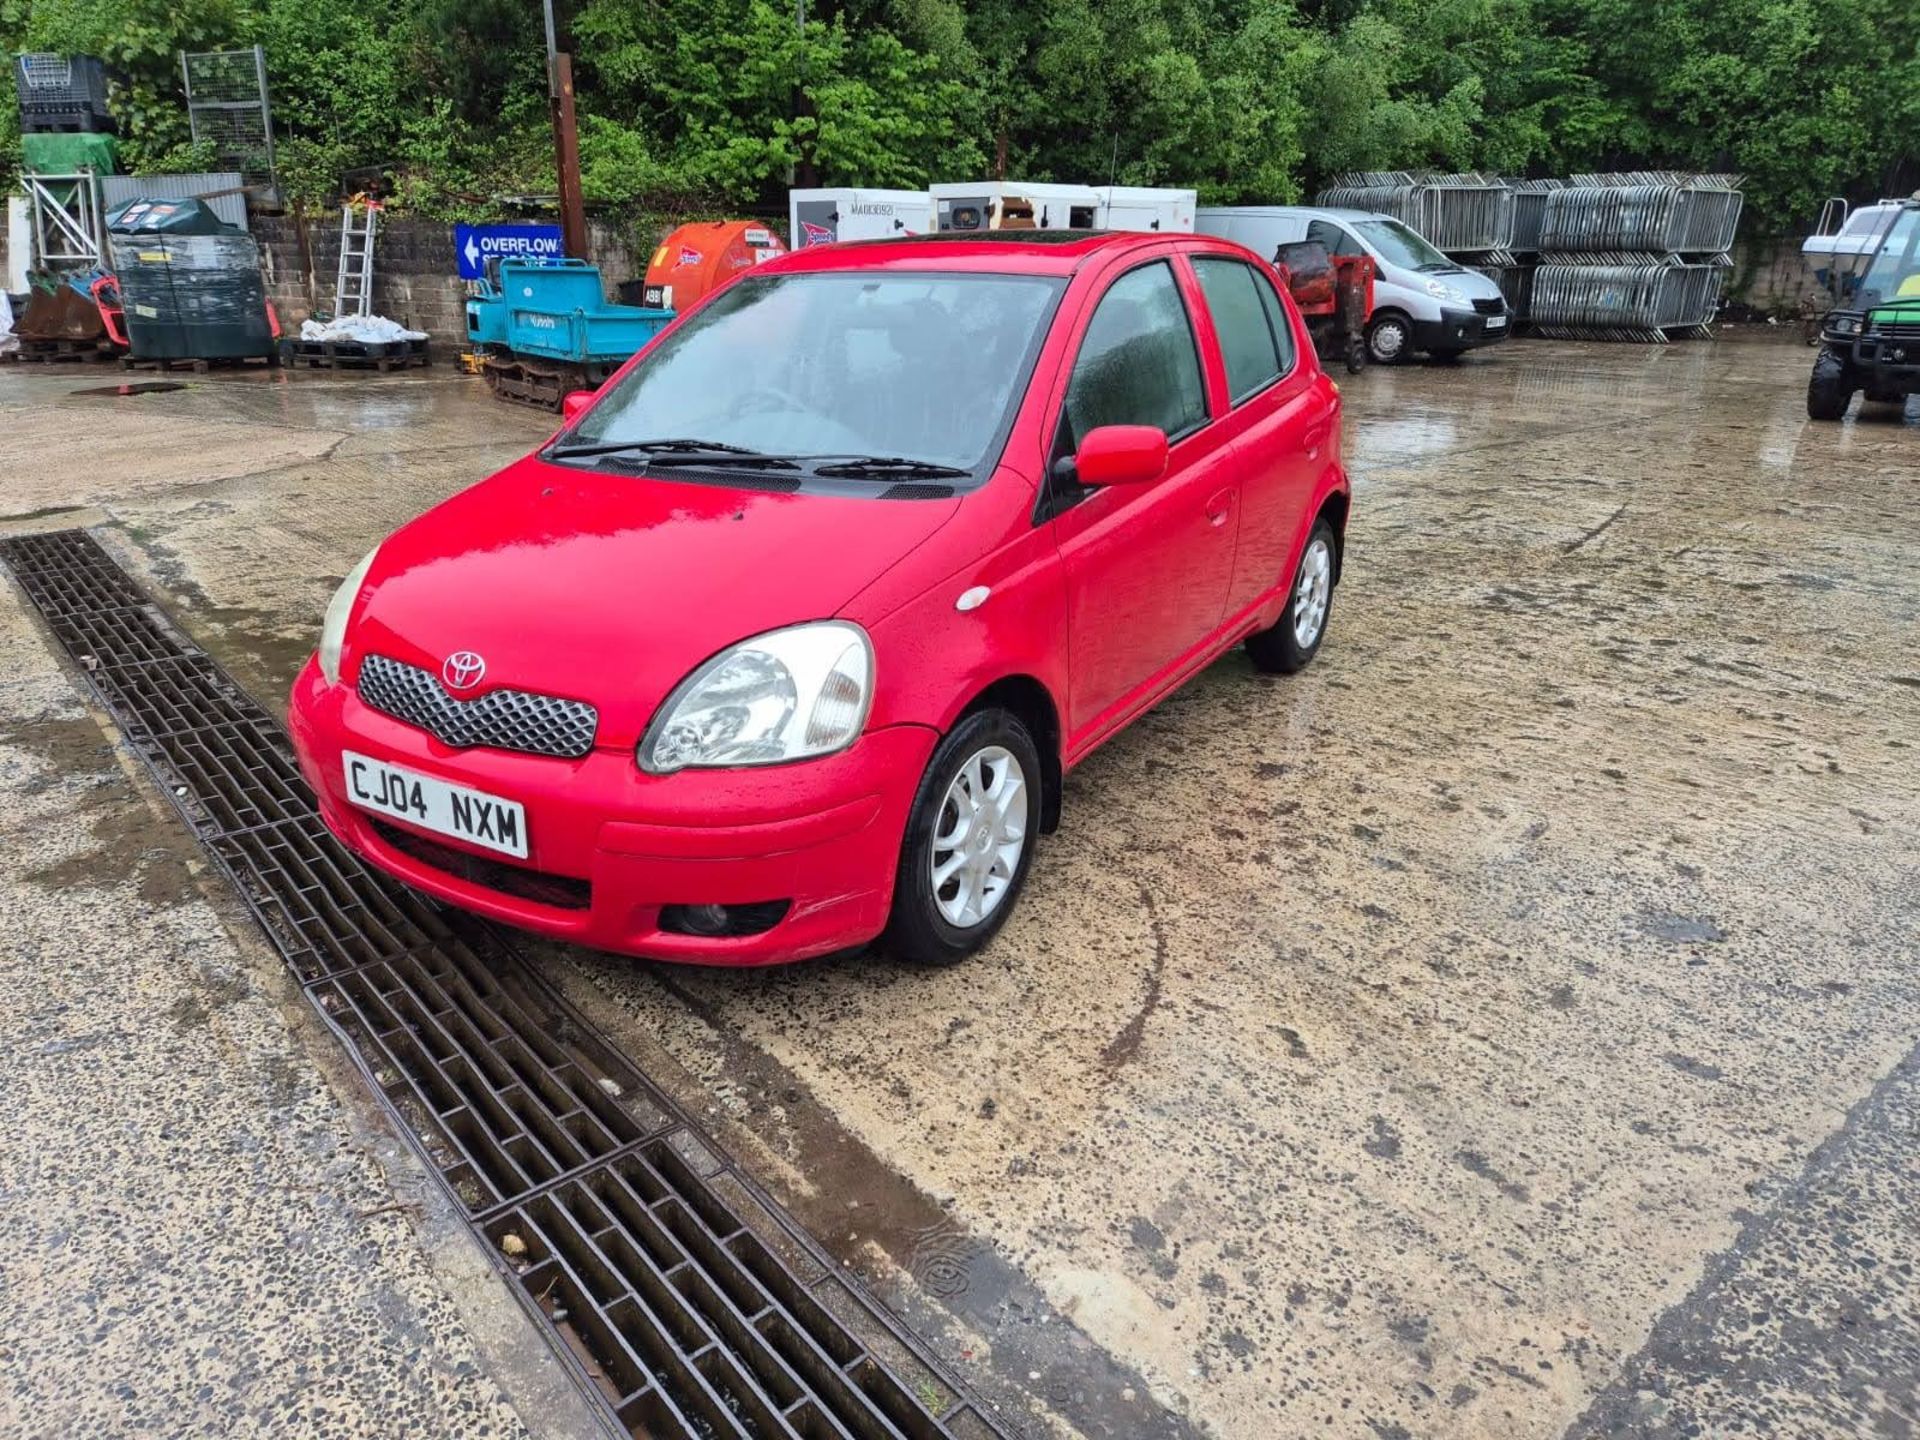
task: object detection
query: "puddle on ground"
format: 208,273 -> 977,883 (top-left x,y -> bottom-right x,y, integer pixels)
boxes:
72,381 -> 189,397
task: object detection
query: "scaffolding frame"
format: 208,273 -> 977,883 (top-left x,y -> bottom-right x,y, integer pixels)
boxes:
24,170 -> 106,271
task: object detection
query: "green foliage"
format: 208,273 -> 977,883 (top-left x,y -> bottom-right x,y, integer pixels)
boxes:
131,136 -> 220,175
1,0 -> 1913,231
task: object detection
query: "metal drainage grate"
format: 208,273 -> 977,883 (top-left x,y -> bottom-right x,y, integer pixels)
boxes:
1,530 -> 1013,1440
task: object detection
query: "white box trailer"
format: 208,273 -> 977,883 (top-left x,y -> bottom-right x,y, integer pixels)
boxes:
1096,186 -> 1196,234
932,181 -> 1103,233
788,188 -> 933,249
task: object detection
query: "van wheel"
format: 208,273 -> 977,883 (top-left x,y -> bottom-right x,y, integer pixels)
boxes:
884,709 -> 1041,966
1366,313 -> 1413,365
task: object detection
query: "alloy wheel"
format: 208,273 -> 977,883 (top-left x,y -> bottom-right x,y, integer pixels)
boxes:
1292,537 -> 1332,650
930,745 -> 1029,928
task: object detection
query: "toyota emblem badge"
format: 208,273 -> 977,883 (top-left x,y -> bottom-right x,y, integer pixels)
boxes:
442,650 -> 486,690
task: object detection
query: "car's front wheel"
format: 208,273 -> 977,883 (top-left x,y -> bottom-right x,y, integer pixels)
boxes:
884,709 -> 1041,966
1247,521 -> 1337,674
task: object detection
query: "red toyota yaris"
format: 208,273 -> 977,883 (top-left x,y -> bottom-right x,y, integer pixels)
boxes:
288,230 -> 1350,966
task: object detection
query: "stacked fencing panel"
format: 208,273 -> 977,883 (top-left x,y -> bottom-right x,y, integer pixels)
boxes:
1525,173 -> 1740,342
1315,171 -> 1515,259
1315,171 -> 1526,309
1494,179 -> 1564,320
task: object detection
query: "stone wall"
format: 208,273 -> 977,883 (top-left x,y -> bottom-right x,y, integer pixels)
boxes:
1727,235 -> 1814,315
252,213 -> 639,340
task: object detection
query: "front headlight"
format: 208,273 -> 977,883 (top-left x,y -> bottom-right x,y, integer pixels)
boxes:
317,547 -> 378,685
640,621 -> 873,774
1833,315 -> 1861,335
1424,279 -> 1455,300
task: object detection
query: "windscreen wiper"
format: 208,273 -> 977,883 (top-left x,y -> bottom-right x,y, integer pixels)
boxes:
545,438 -> 801,469
807,455 -> 972,479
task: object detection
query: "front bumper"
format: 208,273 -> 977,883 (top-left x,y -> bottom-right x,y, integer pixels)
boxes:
288,657 -> 936,965
1823,327 -> 1920,381
1412,306 -> 1510,352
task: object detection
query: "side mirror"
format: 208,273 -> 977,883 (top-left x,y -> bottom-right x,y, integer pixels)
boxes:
1068,424 -> 1169,487
561,389 -> 596,423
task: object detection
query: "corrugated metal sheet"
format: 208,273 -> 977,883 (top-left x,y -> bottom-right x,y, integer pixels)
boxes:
101,173 -> 248,231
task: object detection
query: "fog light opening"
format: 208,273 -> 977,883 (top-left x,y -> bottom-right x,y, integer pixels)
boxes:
659,900 -> 792,938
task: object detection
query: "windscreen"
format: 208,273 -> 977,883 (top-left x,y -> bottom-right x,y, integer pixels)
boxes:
567,271 -> 1064,471
1857,209 -> 1920,311
1353,218 -> 1454,272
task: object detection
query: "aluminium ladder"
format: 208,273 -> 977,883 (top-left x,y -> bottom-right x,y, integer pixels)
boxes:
333,204 -> 377,317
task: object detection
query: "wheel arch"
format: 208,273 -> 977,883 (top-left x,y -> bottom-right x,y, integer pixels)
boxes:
1314,489 -> 1351,583
957,675 -> 1064,833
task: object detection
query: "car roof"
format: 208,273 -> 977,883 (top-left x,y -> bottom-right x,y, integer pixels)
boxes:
762,229 -> 1221,277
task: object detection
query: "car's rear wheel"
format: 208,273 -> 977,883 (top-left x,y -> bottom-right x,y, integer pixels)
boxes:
1247,521 -> 1337,674
1806,347 -> 1856,421
884,709 -> 1041,966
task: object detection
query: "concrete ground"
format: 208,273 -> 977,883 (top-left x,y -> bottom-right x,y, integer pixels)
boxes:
0,334 -> 1913,1440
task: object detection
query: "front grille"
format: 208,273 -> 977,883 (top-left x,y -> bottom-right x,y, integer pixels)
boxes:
370,819 -> 592,910
357,653 -> 597,759
1875,321 -> 1920,342
1472,297 -> 1505,316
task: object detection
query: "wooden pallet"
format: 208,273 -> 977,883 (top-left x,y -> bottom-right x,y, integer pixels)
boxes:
3,337 -> 120,365
284,336 -> 431,372
119,352 -> 281,374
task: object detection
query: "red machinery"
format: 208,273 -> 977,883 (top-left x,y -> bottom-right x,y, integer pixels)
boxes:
1271,242 -> 1374,374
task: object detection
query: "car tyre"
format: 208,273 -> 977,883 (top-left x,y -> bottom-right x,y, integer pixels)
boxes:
884,709 -> 1042,967
1366,313 -> 1413,365
1247,520 -> 1337,674
1806,347 -> 1856,421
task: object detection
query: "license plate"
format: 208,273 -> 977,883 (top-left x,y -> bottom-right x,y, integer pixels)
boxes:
1485,314 -> 1508,330
343,750 -> 528,859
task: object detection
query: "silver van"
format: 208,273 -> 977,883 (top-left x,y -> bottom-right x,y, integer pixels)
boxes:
1195,205 -> 1511,364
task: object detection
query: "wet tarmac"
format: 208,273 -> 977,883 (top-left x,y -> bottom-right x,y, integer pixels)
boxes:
0,338 -> 1914,1438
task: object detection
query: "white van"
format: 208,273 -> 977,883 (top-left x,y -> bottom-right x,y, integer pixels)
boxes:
788,189 -> 932,249
1196,205 -> 1511,363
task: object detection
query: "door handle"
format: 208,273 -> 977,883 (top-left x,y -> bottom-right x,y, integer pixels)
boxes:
1205,489 -> 1233,527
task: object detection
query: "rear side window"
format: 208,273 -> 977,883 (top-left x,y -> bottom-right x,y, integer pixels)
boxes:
1252,268 -> 1298,374
1194,257 -> 1294,402
1062,261 -> 1208,445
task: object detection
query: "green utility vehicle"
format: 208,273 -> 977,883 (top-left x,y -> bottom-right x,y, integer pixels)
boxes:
1808,198 -> 1920,420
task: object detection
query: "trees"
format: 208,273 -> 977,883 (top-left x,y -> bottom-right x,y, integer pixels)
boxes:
0,0 -> 1911,230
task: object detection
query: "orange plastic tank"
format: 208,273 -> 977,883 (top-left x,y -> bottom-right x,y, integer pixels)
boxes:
641,220 -> 787,311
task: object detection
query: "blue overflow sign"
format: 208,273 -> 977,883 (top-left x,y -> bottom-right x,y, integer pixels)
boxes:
455,223 -> 565,280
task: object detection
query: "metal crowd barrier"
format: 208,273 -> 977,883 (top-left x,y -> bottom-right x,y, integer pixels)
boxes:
1544,173 -> 1742,255
1508,180 -> 1563,254
1526,254 -> 1729,341
1315,171 -> 1515,253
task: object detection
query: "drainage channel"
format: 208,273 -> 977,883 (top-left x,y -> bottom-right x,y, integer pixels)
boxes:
2,529 -> 1014,1440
